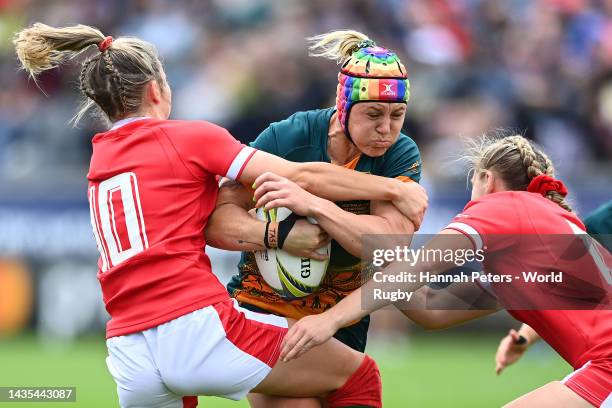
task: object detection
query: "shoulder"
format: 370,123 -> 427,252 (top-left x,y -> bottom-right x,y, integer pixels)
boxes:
257,108 -> 333,154
585,201 -> 612,234
391,133 -> 420,153
463,191 -> 520,213
158,119 -> 227,135
272,108 -> 333,126
461,191 -> 575,230
385,133 -> 420,160
375,132 -> 421,180
267,108 -> 333,136
447,192 -> 523,249
157,120 -> 236,148
459,192 -> 525,230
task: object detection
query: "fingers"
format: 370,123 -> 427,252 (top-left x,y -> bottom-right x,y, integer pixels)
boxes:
417,212 -> 425,231
409,214 -> 423,231
253,180 -> 284,201
408,209 -> 425,231
253,174 -> 300,202
495,348 -> 508,375
280,325 -> 310,362
280,323 -> 302,359
494,332 -> 512,375
315,232 -> 331,249
509,329 -> 520,343
260,199 -> 291,211
292,339 -> 313,360
255,189 -> 286,209
253,172 -> 284,190
283,336 -> 312,362
308,251 -> 329,261
319,236 -> 332,247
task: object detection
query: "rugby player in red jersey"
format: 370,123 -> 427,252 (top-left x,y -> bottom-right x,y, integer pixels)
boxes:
277,135 -> 611,407
14,23 -> 429,408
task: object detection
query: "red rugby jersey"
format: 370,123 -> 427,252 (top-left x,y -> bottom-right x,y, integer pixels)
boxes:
446,191 -> 612,368
87,117 -> 256,338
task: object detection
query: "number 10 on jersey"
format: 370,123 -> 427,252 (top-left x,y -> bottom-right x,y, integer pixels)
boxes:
89,172 -> 149,272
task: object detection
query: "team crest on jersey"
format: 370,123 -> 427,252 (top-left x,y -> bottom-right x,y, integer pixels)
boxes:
406,160 -> 420,174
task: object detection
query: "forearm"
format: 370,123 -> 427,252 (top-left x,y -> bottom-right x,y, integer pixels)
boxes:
326,231 -> 473,330
295,162 -> 401,202
310,198 -> 412,258
326,259 -> 440,329
240,152 -> 401,203
517,324 -> 541,345
402,307 -> 498,331
400,281 -> 500,329
206,204 -> 266,251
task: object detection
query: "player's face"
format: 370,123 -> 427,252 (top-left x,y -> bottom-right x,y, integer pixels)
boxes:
348,102 -> 406,157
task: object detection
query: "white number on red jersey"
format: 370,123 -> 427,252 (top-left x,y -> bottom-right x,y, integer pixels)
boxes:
89,172 -> 149,272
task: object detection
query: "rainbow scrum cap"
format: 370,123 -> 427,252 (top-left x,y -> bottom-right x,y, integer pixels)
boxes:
336,40 -> 410,141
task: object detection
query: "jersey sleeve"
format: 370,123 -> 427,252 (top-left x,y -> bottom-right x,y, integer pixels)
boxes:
250,112 -> 313,157
166,121 -> 256,180
444,194 -> 521,252
250,124 -> 280,155
380,135 -> 422,183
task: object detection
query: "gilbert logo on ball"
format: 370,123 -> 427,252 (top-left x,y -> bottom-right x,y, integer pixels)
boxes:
255,207 -> 330,299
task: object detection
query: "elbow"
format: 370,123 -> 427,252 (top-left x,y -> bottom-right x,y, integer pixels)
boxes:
417,315 -> 450,331
401,297 -> 452,330
422,322 -> 452,331
205,210 -> 231,249
204,224 -> 222,249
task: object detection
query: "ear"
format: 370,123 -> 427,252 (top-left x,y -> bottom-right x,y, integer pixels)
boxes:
484,170 -> 497,194
146,80 -> 162,104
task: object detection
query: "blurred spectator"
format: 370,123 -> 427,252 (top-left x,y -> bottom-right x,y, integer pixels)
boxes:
1,0 -> 610,193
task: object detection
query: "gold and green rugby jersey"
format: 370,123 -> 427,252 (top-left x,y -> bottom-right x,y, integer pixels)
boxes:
227,107 -> 421,319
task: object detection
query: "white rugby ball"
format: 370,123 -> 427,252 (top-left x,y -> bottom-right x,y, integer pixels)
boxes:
254,207 -> 330,299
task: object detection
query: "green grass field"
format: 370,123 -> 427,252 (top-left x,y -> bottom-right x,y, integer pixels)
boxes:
0,333 -> 570,407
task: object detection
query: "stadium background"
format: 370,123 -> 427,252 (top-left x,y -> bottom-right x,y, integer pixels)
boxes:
0,0 -> 610,406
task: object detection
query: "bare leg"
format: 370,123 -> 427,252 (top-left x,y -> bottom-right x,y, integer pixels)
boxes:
503,381 -> 594,408
247,394 -> 323,408
252,334 -> 363,397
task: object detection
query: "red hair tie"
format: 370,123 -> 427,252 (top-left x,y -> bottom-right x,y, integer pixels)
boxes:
98,36 -> 113,52
527,174 -> 568,197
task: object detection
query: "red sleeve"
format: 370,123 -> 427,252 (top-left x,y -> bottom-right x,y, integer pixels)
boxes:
444,193 -> 522,252
163,121 -> 256,180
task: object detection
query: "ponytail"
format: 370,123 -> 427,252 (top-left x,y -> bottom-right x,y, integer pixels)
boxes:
307,30 -> 371,64
14,23 -> 163,124
14,23 -> 105,78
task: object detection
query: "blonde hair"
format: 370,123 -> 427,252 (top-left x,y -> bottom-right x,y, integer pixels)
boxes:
307,30 -> 371,65
467,134 -> 572,212
13,23 -> 164,124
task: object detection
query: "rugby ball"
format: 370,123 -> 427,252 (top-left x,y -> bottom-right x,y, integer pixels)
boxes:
254,207 -> 330,299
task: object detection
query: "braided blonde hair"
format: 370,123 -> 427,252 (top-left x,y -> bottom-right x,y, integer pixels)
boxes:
13,23 -> 165,124
468,134 -> 572,211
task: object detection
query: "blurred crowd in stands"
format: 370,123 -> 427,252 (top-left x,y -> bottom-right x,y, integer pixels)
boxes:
1,0 -> 611,195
